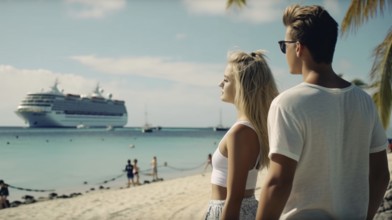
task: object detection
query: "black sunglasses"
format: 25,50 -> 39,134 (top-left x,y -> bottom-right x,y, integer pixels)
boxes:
278,40 -> 297,54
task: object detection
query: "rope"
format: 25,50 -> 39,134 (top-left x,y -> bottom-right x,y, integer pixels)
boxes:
5,160 -> 207,192
138,164 -> 166,176
95,172 -> 125,185
165,162 -> 205,171
139,168 -> 153,176
8,184 -> 55,193
139,162 -> 205,175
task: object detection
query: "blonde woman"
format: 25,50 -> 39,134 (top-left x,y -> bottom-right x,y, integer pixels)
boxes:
205,50 -> 278,219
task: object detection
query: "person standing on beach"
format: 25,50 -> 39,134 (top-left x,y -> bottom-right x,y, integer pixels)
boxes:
151,156 -> 158,181
133,159 -> 140,186
205,50 -> 278,219
0,180 -> 9,209
124,160 -> 134,188
202,153 -> 212,175
256,4 -> 390,220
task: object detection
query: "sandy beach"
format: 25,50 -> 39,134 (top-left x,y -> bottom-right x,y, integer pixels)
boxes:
1,154 -> 392,220
1,170 -> 267,220
0,167 -> 264,220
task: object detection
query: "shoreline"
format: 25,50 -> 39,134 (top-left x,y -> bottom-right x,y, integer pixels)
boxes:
5,166 -> 205,206
0,126 -> 223,204
0,171 -> 227,220
1,154 -> 392,219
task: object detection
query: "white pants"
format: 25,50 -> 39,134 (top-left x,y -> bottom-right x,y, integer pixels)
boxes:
205,195 -> 258,220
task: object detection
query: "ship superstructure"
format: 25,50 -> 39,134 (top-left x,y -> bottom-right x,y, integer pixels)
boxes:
15,81 -> 127,128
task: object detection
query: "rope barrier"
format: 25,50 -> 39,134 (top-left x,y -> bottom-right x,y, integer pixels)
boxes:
7,184 -> 55,193
165,162 -> 205,171
95,172 -> 125,185
139,162 -> 205,175
5,160 -> 207,193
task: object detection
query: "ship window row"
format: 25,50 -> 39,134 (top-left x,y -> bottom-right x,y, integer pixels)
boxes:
52,103 -> 126,114
52,101 -> 124,107
55,107 -> 126,114
64,110 -> 124,116
22,100 -> 54,104
27,94 -> 63,99
53,104 -> 125,111
20,103 -> 51,107
63,98 -> 123,105
53,100 -> 123,106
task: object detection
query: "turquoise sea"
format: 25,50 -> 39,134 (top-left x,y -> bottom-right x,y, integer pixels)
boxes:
0,127 -> 225,202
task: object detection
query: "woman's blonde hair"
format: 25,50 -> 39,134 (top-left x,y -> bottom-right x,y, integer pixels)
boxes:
227,50 -> 278,168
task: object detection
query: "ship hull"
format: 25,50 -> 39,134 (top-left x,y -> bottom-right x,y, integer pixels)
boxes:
16,110 -> 127,128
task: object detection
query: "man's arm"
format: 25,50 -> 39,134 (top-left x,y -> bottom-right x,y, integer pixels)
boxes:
256,154 -> 297,220
367,150 -> 390,220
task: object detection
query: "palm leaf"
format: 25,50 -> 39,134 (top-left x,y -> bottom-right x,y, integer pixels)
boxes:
371,28 -> 392,128
351,78 -> 369,88
227,0 -> 246,9
341,0 -> 391,36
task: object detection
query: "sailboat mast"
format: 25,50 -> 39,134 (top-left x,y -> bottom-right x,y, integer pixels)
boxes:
219,108 -> 223,126
144,105 -> 149,126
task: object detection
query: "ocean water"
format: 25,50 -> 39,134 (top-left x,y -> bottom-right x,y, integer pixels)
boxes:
0,127 -> 225,201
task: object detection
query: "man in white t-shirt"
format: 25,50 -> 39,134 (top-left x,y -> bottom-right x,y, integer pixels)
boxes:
256,4 -> 390,220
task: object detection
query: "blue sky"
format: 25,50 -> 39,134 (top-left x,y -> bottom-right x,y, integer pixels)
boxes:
0,0 -> 391,128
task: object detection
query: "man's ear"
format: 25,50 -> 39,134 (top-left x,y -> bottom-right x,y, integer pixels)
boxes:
295,42 -> 302,57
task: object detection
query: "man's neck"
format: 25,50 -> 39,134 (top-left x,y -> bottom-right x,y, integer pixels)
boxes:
302,63 -> 350,89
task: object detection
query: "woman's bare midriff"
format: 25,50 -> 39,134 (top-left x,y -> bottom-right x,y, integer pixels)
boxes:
211,184 -> 255,200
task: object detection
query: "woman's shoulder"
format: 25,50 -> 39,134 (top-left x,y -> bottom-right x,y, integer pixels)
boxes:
230,120 -> 255,132
227,123 -> 258,141
225,123 -> 259,157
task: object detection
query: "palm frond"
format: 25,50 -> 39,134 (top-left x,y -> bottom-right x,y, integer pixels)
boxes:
226,0 -> 246,9
371,28 -> 392,128
341,0 -> 391,36
351,78 -> 369,88
373,90 -> 381,108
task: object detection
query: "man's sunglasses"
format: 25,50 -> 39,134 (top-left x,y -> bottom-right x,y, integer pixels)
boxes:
278,40 -> 297,54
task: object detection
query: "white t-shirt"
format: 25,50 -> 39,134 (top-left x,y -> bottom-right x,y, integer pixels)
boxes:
268,82 -> 387,219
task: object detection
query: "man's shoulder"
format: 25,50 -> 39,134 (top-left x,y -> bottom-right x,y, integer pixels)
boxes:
272,83 -> 309,105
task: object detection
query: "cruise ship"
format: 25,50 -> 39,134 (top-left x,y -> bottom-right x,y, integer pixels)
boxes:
15,81 -> 128,128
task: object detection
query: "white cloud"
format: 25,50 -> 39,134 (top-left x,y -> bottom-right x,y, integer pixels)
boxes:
337,59 -> 352,73
182,0 -> 343,24
66,0 -> 126,19
69,55 -> 224,87
175,33 -> 188,40
232,0 -> 283,24
322,0 -> 341,17
335,58 -> 371,83
269,66 -> 302,92
182,0 -> 227,15
182,0 -> 283,24
0,65 -> 96,126
0,64 -> 230,127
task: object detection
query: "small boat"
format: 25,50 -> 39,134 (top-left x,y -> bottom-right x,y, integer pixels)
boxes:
213,109 -> 229,131
141,106 -> 154,133
213,126 -> 229,132
141,125 -> 153,133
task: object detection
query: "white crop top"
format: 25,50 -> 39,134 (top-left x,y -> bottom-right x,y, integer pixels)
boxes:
211,121 -> 260,190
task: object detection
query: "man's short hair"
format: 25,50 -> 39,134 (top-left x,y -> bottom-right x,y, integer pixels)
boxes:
283,4 -> 338,64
